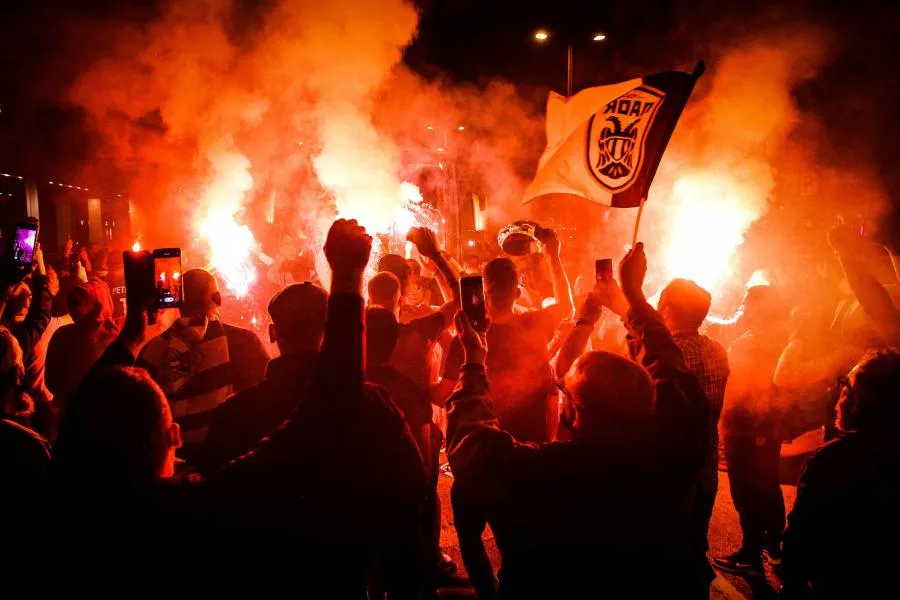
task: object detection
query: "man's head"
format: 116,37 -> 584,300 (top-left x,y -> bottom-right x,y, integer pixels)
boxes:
267,282 -> 328,355
658,278 -> 712,334
368,271 -> 402,316
67,280 -> 114,326
181,268 -> 221,318
561,351 -> 655,443
53,367 -> 181,485
366,307 -> 400,366
484,257 -> 520,315
837,349 -> 900,434
377,254 -> 412,298
739,285 -> 785,332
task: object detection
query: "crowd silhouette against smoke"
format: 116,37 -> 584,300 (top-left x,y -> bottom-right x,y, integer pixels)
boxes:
2,0 -> 900,597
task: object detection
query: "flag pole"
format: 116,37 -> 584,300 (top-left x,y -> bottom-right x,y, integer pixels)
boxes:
631,197 -> 646,247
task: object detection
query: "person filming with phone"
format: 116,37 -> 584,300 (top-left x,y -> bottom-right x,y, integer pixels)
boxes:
136,268 -> 269,465
443,224 -> 574,444
446,243 -> 710,598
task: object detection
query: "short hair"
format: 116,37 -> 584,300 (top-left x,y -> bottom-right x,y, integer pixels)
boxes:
53,367 -> 171,485
67,280 -> 114,325
377,254 -> 412,294
368,272 -> 401,309
567,351 -> 655,439
484,257 -> 518,310
267,282 -> 328,345
182,268 -> 219,315
839,349 -> 900,432
659,279 -> 712,331
366,307 -> 400,365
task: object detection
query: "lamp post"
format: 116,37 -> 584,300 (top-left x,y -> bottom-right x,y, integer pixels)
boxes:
534,29 -> 607,97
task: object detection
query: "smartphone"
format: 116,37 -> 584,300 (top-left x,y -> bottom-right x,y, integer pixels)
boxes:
595,258 -> 613,282
10,222 -> 38,266
152,248 -> 184,310
460,275 -> 488,332
123,249 -> 155,311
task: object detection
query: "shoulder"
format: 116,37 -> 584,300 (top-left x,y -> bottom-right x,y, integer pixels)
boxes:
0,419 -> 51,460
223,323 -> 259,341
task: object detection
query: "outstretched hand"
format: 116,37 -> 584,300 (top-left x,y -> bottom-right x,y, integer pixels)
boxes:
407,227 -> 440,259
619,242 -> 647,301
325,219 -> 372,275
455,311 -> 488,366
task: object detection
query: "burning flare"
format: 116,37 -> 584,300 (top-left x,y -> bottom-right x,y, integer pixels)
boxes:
660,172 -> 759,295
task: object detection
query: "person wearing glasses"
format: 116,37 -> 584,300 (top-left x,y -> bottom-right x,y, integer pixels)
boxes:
780,349 -> 900,598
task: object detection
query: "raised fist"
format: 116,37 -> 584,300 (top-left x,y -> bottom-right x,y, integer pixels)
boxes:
406,227 -> 440,259
325,219 -> 372,275
619,242 -> 647,301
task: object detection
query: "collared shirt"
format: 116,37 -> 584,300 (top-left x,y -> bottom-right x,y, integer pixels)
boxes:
673,332 -> 730,424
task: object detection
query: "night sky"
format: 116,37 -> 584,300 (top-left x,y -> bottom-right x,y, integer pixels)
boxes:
2,0 -> 900,226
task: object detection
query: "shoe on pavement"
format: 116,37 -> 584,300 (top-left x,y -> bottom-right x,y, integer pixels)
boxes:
712,551 -> 764,576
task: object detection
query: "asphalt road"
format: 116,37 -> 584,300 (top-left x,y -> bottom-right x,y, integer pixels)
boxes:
435,464 -> 797,599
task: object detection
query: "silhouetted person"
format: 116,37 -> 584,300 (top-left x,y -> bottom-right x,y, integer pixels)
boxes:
447,244 -> 709,597
202,282 -> 328,472
659,278 -> 729,572
780,349 -> 900,599
371,228 -> 459,391
195,220 -> 427,595
714,285 -> 790,574
46,364 -> 183,580
444,226 -> 574,443
136,268 -> 268,464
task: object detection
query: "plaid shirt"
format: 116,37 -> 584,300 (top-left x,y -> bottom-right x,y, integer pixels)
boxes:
674,333 -> 730,453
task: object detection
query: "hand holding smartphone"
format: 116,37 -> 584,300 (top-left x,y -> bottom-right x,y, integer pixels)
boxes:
10,222 -> 39,267
124,247 -> 184,321
595,258 -> 613,282
460,275 -> 488,332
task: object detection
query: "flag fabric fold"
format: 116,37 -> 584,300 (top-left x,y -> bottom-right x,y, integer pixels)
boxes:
523,61 -> 705,208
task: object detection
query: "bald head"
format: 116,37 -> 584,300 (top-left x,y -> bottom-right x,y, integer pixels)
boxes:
564,351 -> 655,441
182,269 -> 221,318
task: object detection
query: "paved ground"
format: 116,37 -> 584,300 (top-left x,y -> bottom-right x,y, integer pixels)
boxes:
435,465 -> 796,599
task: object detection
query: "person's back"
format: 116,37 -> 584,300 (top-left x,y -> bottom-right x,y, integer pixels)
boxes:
45,280 -> 120,412
193,221 -> 426,594
447,244 -> 708,596
782,350 -> 900,598
202,282 -> 327,473
136,269 -> 268,464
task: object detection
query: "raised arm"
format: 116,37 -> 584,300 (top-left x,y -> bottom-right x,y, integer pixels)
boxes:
554,291 -> 603,379
616,243 -> 708,475
313,219 -> 372,398
15,247 -> 52,355
829,226 -> 900,348
408,227 -> 460,323
536,226 -> 575,325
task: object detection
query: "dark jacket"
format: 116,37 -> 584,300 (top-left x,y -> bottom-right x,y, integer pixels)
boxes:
446,299 -> 709,598
781,431 -> 900,599
201,350 -> 318,473
191,293 -> 428,596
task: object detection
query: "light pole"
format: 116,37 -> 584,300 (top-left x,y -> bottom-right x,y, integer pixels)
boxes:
534,29 -> 607,97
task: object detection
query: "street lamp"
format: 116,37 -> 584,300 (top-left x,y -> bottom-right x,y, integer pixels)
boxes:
534,29 -> 607,97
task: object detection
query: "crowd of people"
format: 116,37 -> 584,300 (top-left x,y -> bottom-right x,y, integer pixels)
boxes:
1,217 -> 898,598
